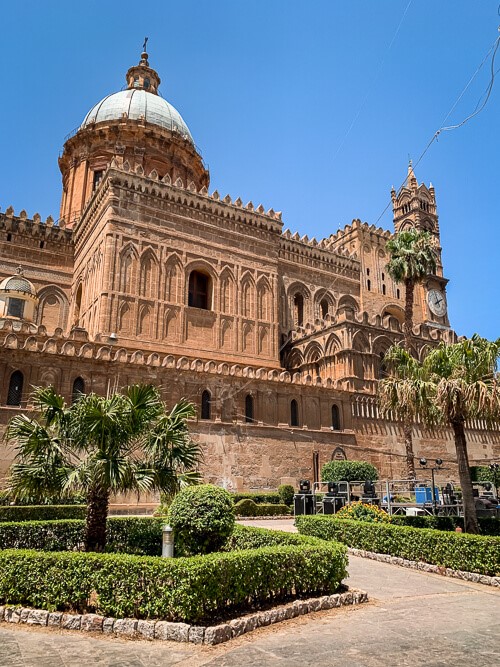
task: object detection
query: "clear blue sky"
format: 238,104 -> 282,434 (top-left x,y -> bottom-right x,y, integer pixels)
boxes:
1,1 -> 498,339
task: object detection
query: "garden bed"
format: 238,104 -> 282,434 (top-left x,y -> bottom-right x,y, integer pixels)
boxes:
0,523 -> 349,627
295,515 -> 500,577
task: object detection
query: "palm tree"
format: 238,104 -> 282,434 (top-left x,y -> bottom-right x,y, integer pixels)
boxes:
379,335 -> 500,533
6,384 -> 202,551
385,229 -> 438,480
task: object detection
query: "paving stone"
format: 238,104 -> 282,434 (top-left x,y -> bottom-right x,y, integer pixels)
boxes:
26,610 -> 48,626
137,619 -> 156,639
19,608 -> 30,623
204,623 -> 232,645
81,613 -> 104,632
228,618 -> 246,638
167,622 -> 190,642
102,617 -> 115,633
5,608 -> 21,623
154,620 -> 170,641
61,613 -> 82,630
188,625 -> 205,644
113,618 -> 137,636
47,612 -> 63,627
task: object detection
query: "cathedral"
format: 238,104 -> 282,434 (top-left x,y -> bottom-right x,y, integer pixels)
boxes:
0,50 -> 498,489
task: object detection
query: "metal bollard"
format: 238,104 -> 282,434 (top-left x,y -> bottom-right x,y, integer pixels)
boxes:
162,524 -> 174,558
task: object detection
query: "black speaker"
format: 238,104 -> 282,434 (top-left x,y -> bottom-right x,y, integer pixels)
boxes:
294,493 -> 316,515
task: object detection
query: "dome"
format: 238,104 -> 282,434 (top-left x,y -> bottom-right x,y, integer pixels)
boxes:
80,89 -> 194,144
0,275 -> 37,297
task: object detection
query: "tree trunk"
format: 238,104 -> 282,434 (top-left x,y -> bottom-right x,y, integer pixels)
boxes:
450,419 -> 479,534
403,279 -> 416,482
403,418 -> 416,482
85,486 -> 110,552
403,279 -> 414,351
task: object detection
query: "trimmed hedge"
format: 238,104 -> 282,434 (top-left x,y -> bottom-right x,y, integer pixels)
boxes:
390,515 -> 500,536
0,528 -> 347,623
321,460 -> 378,483
0,505 -> 86,523
231,492 -> 281,505
296,515 -> 500,576
0,518 -> 164,556
234,499 -> 290,517
226,524 -> 318,550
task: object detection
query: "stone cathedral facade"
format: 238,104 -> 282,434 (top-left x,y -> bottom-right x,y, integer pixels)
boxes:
0,51 -> 498,488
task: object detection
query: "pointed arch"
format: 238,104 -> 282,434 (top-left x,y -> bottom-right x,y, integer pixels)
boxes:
242,321 -> 254,353
138,304 -> 153,337
119,244 -> 139,293
139,249 -> 159,299
304,341 -> 323,364
256,276 -> 272,321
71,377 -> 85,403
165,255 -> 183,304
220,267 -> 236,314
7,370 -> 23,406
290,398 -> 299,427
118,301 -> 133,334
36,286 -> 70,333
240,273 -> 255,318
331,404 -> 342,431
163,307 -> 179,340
258,325 -> 269,355
201,389 -> 211,420
221,319 -> 232,348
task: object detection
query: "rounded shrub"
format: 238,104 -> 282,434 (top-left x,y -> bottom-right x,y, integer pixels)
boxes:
278,484 -> 295,506
168,484 -> 235,555
335,501 -> 391,523
321,460 -> 378,483
234,498 -> 258,516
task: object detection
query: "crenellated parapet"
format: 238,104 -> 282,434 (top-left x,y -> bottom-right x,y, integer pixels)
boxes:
325,219 -> 393,251
280,228 -> 359,278
0,207 -> 73,246
75,159 -> 284,241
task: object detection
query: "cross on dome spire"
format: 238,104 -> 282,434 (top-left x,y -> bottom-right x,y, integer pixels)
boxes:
126,39 -> 161,94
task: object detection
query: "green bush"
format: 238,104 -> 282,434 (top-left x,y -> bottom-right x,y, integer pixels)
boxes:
0,491 -> 85,506
234,498 -> 258,516
168,485 -> 235,555
278,484 -> 295,506
0,528 -> 348,623
0,505 -> 86,522
296,515 -> 500,576
390,515 -> 500,536
231,491 -> 281,504
335,501 -> 391,523
321,460 -> 378,482
0,518 -> 164,556
234,500 -> 289,517
225,524 -> 319,550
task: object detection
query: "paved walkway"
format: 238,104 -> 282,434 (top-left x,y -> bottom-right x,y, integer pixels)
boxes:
0,519 -> 498,666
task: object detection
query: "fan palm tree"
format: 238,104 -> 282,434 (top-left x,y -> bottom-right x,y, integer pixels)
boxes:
385,229 -> 438,480
379,335 -> 500,533
5,384 -> 202,551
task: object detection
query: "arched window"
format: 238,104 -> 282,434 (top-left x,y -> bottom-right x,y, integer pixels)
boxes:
396,288 -> 401,299
290,399 -> 299,427
320,298 -> 329,319
245,394 -> 254,423
294,294 -> 304,326
331,404 -> 341,431
7,370 -> 23,406
367,280 -> 371,291
201,390 -> 211,420
72,377 -> 85,403
382,284 -> 386,295
189,271 -> 211,310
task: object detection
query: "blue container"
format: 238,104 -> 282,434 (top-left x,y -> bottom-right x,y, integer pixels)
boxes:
415,486 -> 440,504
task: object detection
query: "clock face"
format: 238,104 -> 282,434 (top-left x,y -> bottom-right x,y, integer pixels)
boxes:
427,289 -> 447,317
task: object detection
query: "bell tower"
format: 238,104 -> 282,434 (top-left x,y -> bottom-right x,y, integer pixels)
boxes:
391,163 -> 450,328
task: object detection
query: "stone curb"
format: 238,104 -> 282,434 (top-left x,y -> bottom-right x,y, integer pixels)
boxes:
236,515 -> 292,520
348,548 -> 500,587
0,588 -> 368,645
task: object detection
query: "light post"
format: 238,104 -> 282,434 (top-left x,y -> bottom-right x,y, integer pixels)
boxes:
419,458 -> 443,515
162,524 -> 174,558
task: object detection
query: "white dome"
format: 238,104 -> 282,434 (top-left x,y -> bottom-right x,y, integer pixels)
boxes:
80,89 -> 194,144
